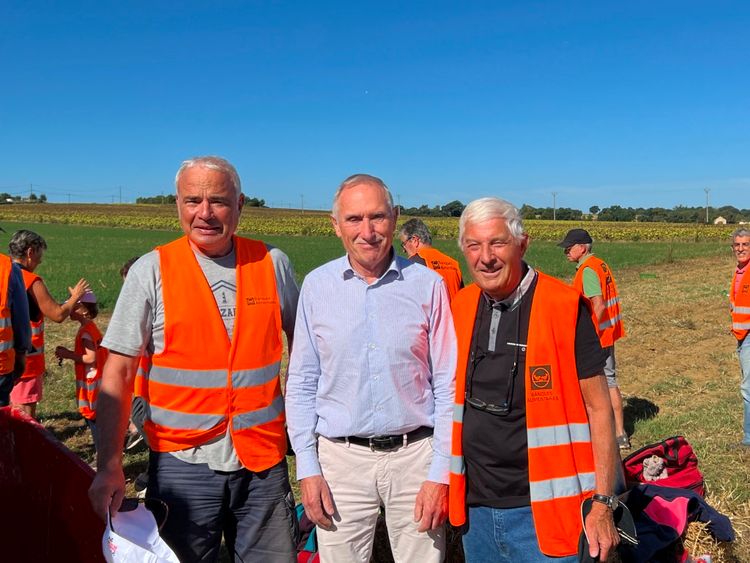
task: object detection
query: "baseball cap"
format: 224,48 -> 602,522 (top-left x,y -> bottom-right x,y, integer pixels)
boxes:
557,228 -> 593,248
79,291 -> 97,304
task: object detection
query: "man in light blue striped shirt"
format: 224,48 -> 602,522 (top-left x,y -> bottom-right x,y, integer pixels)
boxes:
285,174 -> 456,563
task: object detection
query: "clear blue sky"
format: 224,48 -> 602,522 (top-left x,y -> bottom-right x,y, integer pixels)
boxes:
2,1 -> 748,211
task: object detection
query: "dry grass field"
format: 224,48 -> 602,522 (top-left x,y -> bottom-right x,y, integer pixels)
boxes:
33,251 -> 750,561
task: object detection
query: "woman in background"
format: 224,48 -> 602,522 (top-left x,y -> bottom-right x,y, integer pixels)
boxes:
8,229 -> 89,418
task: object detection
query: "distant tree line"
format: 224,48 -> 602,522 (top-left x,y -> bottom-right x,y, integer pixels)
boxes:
0,192 -> 47,204
398,200 -> 466,217
136,195 -> 266,207
520,204 -> 750,223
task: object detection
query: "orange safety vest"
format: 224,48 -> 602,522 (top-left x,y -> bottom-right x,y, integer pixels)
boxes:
75,321 -> 107,420
730,267 -> 750,342
449,274 -> 596,557
415,247 -> 464,302
573,255 -> 625,347
143,236 -> 286,473
19,269 -> 45,380
133,355 -> 150,398
0,255 -> 16,375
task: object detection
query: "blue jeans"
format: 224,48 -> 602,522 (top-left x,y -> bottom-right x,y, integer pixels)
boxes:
463,505 -> 577,562
146,453 -> 297,563
740,337 -> 750,445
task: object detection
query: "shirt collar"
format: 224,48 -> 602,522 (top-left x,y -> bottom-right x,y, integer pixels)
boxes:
340,249 -> 401,282
483,262 -> 536,311
576,252 -> 594,269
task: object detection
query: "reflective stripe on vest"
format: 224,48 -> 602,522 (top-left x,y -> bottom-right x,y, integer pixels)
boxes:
143,236 -> 286,472
730,268 -> 750,341
74,321 -> 106,420
19,270 -> 45,379
448,276 -> 597,557
573,255 -> 625,347
0,255 -> 15,375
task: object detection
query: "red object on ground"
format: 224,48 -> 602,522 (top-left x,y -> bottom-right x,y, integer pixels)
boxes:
0,406 -> 105,563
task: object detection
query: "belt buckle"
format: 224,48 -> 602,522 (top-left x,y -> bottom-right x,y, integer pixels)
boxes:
369,435 -> 397,452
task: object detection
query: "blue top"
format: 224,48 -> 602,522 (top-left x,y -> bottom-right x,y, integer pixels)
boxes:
9,262 -> 31,354
286,253 -> 457,483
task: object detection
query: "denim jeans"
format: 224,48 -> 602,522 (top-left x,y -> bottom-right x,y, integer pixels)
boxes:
146,453 -> 297,563
739,337 -> 750,445
463,505 -> 578,563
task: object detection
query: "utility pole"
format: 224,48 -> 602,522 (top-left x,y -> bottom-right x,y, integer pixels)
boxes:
67,193 -> 71,203
119,185 -> 122,204
552,192 -> 559,222
704,187 -> 710,224
29,183 -> 33,199
300,194 -> 304,213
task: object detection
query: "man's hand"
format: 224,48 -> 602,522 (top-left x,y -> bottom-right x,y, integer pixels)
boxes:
88,466 -> 126,521
300,475 -> 335,530
584,502 -> 620,561
413,480 -> 448,532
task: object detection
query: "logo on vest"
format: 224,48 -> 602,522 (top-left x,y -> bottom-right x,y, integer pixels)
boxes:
246,296 -> 276,305
431,260 -> 441,270
529,364 -> 559,402
529,365 -> 552,390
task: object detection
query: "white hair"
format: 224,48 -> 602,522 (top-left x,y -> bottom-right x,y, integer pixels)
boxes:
458,197 -> 525,248
175,156 -> 242,199
332,174 -> 394,218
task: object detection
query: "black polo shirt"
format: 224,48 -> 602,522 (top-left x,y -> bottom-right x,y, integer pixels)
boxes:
463,270 -> 607,508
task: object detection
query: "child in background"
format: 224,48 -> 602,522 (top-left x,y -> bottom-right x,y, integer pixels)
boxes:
54,291 -> 108,451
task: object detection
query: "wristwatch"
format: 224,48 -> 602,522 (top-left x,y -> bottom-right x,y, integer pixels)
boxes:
591,493 -> 619,511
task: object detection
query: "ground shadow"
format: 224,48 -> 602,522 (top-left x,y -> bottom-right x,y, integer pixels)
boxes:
623,396 -> 660,437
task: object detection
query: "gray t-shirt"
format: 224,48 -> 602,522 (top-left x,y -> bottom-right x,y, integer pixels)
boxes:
102,241 -> 299,471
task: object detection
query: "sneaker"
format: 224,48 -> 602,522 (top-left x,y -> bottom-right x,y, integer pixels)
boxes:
617,434 -> 631,451
124,432 -> 144,451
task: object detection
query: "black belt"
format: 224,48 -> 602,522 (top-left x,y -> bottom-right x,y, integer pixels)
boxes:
333,426 -> 433,451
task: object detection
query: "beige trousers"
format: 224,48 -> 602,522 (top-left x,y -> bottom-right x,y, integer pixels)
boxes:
316,436 -> 445,563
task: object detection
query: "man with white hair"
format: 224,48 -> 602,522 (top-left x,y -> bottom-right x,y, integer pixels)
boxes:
448,197 -> 620,562
730,227 -> 750,448
89,156 -> 299,562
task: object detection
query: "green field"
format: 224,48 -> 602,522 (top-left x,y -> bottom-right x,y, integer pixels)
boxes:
4,219 -> 748,560
0,221 -> 733,310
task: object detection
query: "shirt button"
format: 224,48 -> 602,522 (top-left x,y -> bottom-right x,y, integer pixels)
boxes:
369,343 -> 376,350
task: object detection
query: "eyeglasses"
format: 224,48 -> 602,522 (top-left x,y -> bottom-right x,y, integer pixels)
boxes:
465,304 -> 521,417
732,242 -> 750,249
400,236 -> 414,251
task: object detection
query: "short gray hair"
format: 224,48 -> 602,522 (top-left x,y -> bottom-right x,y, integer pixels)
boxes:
399,218 -> 433,245
8,230 -> 47,259
732,228 -> 750,241
332,174 -> 395,218
459,197 -> 525,248
175,156 -> 242,198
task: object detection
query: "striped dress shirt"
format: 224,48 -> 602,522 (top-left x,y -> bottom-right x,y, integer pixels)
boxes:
286,253 -> 457,483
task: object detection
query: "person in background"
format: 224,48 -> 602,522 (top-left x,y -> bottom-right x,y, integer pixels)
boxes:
55,291 -> 107,450
449,198 -> 619,562
558,228 -> 628,449
0,252 -> 30,407
8,229 -> 89,418
398,217 -> 464,302
729,228 -> 750,448
88,156 -> 300,562
286,174 -> 456,563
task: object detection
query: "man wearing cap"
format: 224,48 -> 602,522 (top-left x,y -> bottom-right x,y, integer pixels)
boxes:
89,156 -> 300,562
729,228 -> 750,448
285,174 -> 456,562
398,218 -> 464,302
449,198 -> 619,562
0,254 -> 30,407
559,228 -> 628,450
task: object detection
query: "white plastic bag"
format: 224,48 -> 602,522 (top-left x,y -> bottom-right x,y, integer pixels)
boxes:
103,503 -> 180,563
